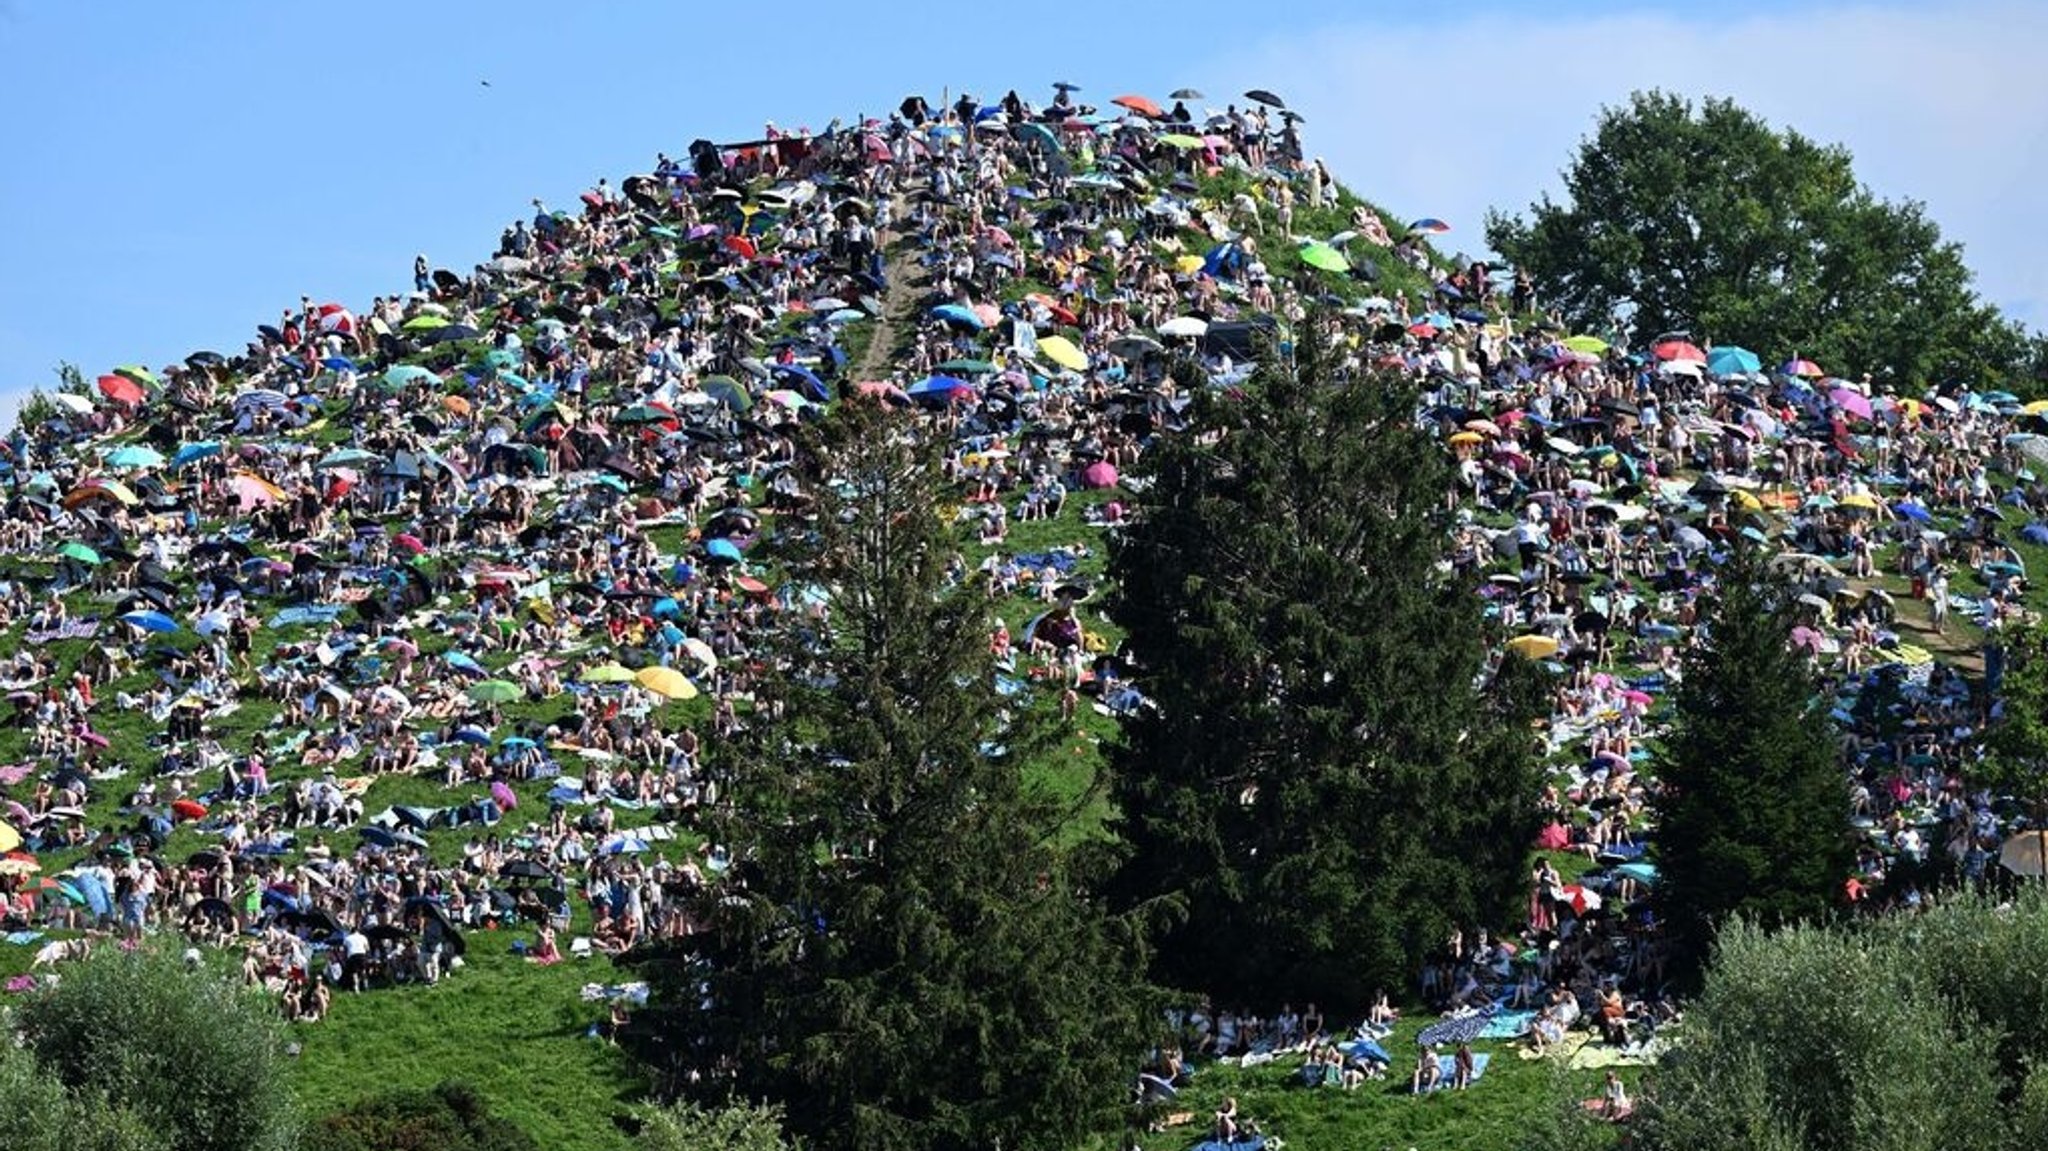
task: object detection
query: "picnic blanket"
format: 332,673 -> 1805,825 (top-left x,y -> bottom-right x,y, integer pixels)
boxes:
1568,1039 -> 1664,1071
24,618 -> 99,645
1418,1052 -> 1491,1092
1417,1007 -> 1494,1047
1188,1139 -> 1264,1151
1479,1009 -> 1536,1040
1518,1031 -> 1592,1062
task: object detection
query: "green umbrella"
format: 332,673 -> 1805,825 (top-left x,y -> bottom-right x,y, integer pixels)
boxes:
401,314 -> 450,332
1299,242 -> 1351,273
937,359 -> 998,376
582,664 -> 637,683
468,680 -> 521,705
1563,335 -> 1609,356
701,377 -> 753,413
113,365 -> 160,389
57,542 -> 102,566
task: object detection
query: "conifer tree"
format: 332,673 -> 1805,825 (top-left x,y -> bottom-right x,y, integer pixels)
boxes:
1107,329 -> 1543,1008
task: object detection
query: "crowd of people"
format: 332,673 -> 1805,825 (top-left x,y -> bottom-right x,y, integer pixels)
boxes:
0,77 -> 2040,1137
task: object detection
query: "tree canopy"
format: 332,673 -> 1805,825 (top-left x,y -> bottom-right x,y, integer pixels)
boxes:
633,398 -> 1152,1151
1652,548 -> 1853,980
1635,891 -> 2048,1151
1487,90 -> 2036,389
12,946 -> 299,1151
1105,331 -> 1544,1009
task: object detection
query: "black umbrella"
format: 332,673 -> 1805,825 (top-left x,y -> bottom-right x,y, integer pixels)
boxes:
364,923 -> 415,943
499,858 -> 551,882
1244,89 -> 1286,109
189,897 -> 237,925
423,324 -> 480,345
432,269 -> 463,292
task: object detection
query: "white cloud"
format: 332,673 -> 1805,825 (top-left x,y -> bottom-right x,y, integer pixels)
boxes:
1206,1 -> 2048,330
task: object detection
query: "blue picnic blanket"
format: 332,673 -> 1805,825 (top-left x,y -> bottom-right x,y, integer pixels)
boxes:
1189,1140 -> 1264,1151
1479,1010 -> 1535,1040
1341,1037 -> 1391,1064
1013,551 -> 1079,573
1418,1052 -> 1491,1092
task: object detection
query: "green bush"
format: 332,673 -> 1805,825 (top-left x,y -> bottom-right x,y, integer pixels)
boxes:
307,1082 -> 541,1151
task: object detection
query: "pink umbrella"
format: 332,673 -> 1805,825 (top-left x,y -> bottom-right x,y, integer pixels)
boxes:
1790,625 -> 1824,653
1781,357 -> 1824,378
491,781 -> 518,811
382,637 -> 419,656
1829,387 -> 1873,422
1620,689 -> 1653,708
1652,339 -> 1706,363
393,533 -> 426,555
1081,461 -> 1119,488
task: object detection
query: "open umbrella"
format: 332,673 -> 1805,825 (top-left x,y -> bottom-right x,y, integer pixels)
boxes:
1707,346 -> 1762,376
1506,634 -> 1560,660
1244,89 -> 1286,108
104,444 -> 165,470
635,666 -> 699,701
1407,218 -> 1451,234
1035,335 -> 1088,373
581,664 -> 637,684
467,680 -> 520,705
119,610 -> 180,634
1299,242 -> 1350,273
1080,461 -> 1119,489
1112,94 -> 1164,118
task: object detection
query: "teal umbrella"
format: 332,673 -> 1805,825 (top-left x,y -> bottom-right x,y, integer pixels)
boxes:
317,448 -> 385,470
104,445 -> 165,469
383,365 -> 442,389
1706,346 -> 1762,376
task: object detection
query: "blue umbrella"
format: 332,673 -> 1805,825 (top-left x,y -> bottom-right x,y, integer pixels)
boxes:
931,303 -> 984,330
1892,501 -> 1933,523
705,538 -> 744,563
652,597 -> 682,619
105,445 -> 166,469
172,441 -> 223,468
908,375 -> 974,405
443,651 -> 487,676
321,355 -> 357,372
119,610 -> 180,633
770,362 -> 830,402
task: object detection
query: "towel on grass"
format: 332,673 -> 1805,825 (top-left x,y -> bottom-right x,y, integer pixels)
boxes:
1479,1010 -> 1535,1040
1418,1052 -> 1490,1092
1568,1040 -> 1663,1071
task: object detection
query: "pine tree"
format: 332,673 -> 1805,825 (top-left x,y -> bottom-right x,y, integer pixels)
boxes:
633,398 -> 1152,1151
1653,546 -> 1853,982
1106,329 -> 1543,1010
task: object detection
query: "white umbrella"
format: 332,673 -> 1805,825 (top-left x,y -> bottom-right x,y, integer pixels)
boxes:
1158,316 -> 1209,339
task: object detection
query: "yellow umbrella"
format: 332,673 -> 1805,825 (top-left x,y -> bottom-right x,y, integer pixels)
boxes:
63,479 -> 139,508
1036,335 -> 1089,373
1839,493 -> 1880,511
1506,635 -> 1560,660
2025,400 -> 2048,416
0,822 -> 18,854
1175,254 -> 1205,275
634,666 -> 699,701
1448,431 -> 1483,447
1731,490 -> 1763,512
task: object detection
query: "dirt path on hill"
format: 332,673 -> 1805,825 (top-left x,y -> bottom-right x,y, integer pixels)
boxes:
852,186 -> 921,384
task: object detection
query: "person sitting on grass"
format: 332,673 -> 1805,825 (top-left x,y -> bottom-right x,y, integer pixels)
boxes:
1412,1043 -> 1444,1094
1453,1042 -> 1477,1090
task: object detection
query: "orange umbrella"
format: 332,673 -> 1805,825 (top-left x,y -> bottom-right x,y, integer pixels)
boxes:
1112,94 -> 1163,118
442,394 -> 473,416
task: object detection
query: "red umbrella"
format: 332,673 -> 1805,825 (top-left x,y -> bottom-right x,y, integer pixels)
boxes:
1112,94 -> 1163,118
1652,339 -> 1706,363
171,798 -> 209,822
97,374 -> 146,405
724,235 -> 757,260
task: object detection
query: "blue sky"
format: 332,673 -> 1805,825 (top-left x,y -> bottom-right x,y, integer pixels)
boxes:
2,0 -> 2041,406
